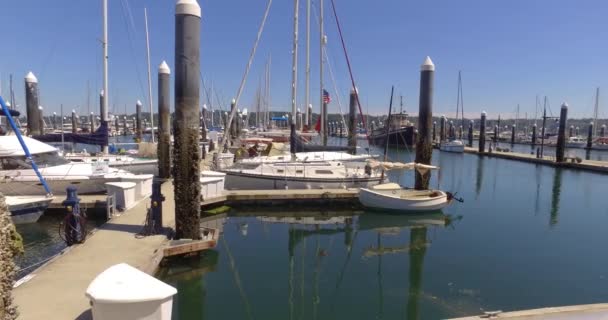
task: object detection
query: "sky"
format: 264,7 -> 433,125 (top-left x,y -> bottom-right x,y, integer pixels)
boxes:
2,0 -> 608,119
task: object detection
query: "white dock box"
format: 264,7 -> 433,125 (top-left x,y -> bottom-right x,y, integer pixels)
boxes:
86,263 -> 177,320
121,174 -> 154,199
105,182 -> 136,211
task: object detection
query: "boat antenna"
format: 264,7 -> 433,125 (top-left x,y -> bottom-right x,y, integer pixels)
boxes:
380,86 -> 394,183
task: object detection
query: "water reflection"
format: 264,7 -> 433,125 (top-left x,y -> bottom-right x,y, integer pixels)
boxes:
550,169 -> 563,227
158,251 -> 219,320
475,156 -> 484,199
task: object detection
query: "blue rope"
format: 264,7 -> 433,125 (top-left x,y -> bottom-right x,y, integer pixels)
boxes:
0,95 -> 53,196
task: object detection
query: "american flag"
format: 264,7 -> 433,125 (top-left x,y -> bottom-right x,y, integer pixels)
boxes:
323,89 -> 331,104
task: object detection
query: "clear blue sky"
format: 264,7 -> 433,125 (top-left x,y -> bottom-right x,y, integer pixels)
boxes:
2,0 -> 607,119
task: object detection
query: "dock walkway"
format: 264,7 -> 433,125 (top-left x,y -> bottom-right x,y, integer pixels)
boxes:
463,147 -> 608,174
13,182 -> 176,320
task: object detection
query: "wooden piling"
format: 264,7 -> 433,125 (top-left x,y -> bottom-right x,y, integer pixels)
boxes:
468,120 -> 473,147
173,0 -> 202,240
122,116 -> 128,135
230,99 -> 237,139
25,72 -> 42,135
52,112 -> 57,130
587,121 -> 593,149
479,111 -> 486,152
532,123 -> 537,145
415,56 -> 434,190
569,125 -> 574,138
439,116 -> 445,142
432,121 -> 436,142
71,110 -> 77,134
99,90 -> 105,123
555,103 -> 568,163
136,100 -> 143,140
511,124 -> 516,144
158,60 -> 171,179
601,124 -> 606,137
494,125 -> 498,143
89,112 -> 95,132
348,89 -> 357,154
38,106 -> 44,134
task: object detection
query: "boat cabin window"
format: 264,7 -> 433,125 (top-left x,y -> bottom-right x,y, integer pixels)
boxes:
315,170 -> 334,175
296,170 -> 303,174
0,151 -> 70,170
277,169 -> 284,173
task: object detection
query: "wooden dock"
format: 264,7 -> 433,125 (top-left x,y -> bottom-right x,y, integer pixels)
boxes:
13,182 -> 177,320
201,188 -> 360,207
448,302 -> 608,319
463,147 -> 608,174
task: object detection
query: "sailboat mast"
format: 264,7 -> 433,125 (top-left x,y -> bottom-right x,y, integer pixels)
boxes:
290,0 -> 300,154
305,0 -> 311,129
102,0 -> 109,153
144,7 -> 155,142
594,87 -> 600,138
320,0 -> 326,145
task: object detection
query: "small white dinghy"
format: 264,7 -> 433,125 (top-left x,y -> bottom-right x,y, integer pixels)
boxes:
358,160 -> 454,212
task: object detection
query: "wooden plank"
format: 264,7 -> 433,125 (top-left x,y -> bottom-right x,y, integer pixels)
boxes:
163,228 -> 219,257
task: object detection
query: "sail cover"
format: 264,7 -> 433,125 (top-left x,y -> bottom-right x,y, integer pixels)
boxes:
32,121 -> 109,147
367,159 -> 439,174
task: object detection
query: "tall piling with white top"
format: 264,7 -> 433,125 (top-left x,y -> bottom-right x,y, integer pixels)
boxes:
439,116 -> 445,142
38,106 -> 45,133
532,123 -> 537,145
136,100 -> 143,140
71,110 -> 77,134
555,103 -> 568,162
52,112 -> 57,130
479,111 -> 486,152
414,56 -> 434,190
601,124 -> 606,137
173,0 -> 201,240
90,112 -> 95,132
511,124 -> 516,145
25,72 -> 41,135
158,61 -> 171,178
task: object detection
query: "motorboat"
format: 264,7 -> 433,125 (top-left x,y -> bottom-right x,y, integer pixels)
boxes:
0,136 -> 146,195
439,139 -> 465,153
221,160 -> 383,190
6,195 -> 53,224
64,152 -> 157,175
358,161 -> 453,212
566,136 -> 587,148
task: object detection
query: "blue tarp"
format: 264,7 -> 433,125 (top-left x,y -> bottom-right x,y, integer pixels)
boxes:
33,121 -> 109,147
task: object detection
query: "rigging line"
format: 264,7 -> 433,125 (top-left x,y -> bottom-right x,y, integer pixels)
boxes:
119,0 -> 148,106
220,0 -> 273,148
310,2 -> 348,136
329,0 -> 371,145
221,237 -> 255,320
324,47 -> 349,136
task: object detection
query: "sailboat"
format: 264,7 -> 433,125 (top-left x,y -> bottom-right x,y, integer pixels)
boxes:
221,0 -> 384,189
45,1 -> 158,174
439,71 -> 465,153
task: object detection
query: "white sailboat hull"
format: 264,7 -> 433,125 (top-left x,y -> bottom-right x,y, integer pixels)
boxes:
359,186 -> 451,212
224,171 -> 381,190
6,196 -> 53,224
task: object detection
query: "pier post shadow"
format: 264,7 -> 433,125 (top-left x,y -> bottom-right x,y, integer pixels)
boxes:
406,227 -> 428,320
550,169 -> 563,227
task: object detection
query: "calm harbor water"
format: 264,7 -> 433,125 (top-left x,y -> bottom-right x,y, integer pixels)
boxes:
15,212 -> 105,279
159,146 -> 608,319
